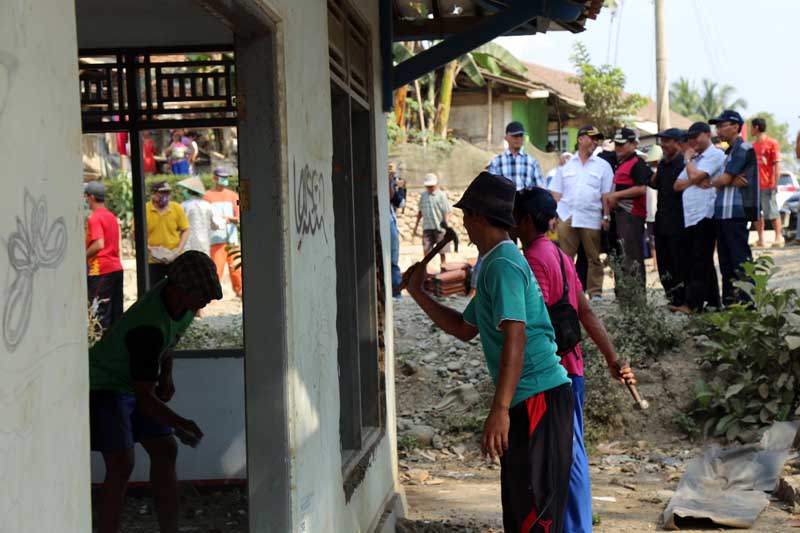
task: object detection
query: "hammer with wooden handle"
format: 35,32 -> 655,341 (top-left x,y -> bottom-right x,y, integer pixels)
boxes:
626,381 -> 649,410
399,226 -> 459,291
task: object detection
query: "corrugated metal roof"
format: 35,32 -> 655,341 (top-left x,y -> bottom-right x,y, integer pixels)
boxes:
392,0 -> 605,40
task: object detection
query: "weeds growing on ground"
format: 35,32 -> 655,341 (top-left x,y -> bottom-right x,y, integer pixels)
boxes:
604,255 -> 685,364
693,257 -> 800,442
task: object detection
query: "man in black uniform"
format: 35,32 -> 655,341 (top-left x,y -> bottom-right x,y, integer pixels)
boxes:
649,128 -> 687,308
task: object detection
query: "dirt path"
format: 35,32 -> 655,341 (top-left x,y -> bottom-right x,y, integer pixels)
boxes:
401,451 -> 799,532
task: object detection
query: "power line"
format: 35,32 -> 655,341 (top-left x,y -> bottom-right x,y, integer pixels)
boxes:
692,0 -> 720,80
613,0 -> 626,66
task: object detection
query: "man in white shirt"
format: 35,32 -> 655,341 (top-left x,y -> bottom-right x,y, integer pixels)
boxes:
550,125 -> 614,300
673,122 -> 725,313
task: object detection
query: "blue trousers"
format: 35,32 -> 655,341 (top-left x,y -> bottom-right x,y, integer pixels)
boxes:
390,212 -> 402,295
565,374 -> 592,532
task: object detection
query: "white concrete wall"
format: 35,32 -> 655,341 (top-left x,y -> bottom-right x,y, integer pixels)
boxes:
0,0 -> 90,531
90,358 -> 246,482
261,0 -> 399,531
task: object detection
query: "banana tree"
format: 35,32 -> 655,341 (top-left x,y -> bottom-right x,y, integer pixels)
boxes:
392,41 -> 528,140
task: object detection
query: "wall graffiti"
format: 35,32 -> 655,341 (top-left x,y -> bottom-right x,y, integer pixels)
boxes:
294,159 -> 328,247
0,51 -> 19,118
3,190 -> 67,351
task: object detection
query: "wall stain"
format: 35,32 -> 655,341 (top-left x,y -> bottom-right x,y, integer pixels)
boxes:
3,190 -> 68,351
0,51 -> 19,119
294,158 -> 328,250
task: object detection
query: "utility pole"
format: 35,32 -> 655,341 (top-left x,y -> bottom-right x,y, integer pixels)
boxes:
655,0 -> 670,130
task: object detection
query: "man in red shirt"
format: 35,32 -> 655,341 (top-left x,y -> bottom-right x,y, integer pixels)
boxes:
752,117 -> 783,247
85,181 -> 124,328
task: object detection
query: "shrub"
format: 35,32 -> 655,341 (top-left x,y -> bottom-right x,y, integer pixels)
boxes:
693,257 -> 800,442
582,341 -> 626,443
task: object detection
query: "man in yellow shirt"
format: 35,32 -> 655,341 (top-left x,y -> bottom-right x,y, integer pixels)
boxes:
146,181 -> 190,286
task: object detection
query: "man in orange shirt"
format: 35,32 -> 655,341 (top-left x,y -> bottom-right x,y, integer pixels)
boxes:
204,167 -> 242,297
752,117 -> 783,247
85,181 -> 124,328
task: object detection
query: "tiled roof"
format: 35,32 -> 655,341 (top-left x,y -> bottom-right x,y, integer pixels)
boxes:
520,61 -> 693,128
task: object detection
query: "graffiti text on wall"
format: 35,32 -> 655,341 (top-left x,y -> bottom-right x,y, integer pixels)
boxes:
3,190 -> 68,351
294,159 -> 328,249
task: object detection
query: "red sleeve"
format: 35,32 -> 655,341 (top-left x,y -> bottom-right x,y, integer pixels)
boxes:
772,139 -> 782,162
87,214 -> 104,242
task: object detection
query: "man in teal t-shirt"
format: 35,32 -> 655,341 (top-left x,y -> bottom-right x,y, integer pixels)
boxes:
405,172 -> 574,533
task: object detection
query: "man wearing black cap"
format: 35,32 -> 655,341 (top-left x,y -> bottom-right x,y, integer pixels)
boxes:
708,109 -> 758,305
672,121 -> 726,312
550,125 -> 614,301
488,121 -> 543,191
606,127 -> 652,292
89,251 -> 223,533
85,181 -> 124,328
649,129 -> 687,308
406,172 -> 574,533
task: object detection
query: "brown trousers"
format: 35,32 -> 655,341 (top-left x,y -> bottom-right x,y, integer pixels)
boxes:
557,218 -> 603,296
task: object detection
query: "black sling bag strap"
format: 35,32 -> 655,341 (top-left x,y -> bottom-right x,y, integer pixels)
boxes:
547,242 -> 582,355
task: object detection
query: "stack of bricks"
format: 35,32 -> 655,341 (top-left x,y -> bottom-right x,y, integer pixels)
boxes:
423,262 -> 472,297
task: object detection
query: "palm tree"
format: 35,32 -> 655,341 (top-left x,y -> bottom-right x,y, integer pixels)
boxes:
669,77 -> 702,121
669,78 -> 747,121
696,80 -> 747,120
392,41 -> 526,140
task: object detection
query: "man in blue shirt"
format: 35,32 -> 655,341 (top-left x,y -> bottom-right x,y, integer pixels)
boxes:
488,121 -> 543,191
708,110 -> 758,305
405,172 -> 573,533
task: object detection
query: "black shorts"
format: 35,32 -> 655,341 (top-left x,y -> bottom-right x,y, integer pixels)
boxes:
501,383 -> 574,533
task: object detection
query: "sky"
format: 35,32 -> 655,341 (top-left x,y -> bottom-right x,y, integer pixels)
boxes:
496,0 -> 799,144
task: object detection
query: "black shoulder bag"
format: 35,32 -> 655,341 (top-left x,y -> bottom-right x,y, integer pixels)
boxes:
547,244 -> 582,355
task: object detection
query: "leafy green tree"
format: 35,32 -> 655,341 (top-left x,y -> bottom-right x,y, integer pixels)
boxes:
569,42 -> 647,136
747,112 -> 792,154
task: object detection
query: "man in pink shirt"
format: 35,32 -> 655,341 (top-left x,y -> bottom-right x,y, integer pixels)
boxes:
514,187 -> 637,533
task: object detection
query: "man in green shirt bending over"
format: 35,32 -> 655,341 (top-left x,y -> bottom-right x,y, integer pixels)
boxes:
406,172 -> 574,533
89,251 -> 222,533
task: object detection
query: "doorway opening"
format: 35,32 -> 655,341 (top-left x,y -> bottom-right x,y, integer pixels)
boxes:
75,0 -> 289,530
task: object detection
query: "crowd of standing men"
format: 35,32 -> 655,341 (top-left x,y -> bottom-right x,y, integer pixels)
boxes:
395,109 -> 768,533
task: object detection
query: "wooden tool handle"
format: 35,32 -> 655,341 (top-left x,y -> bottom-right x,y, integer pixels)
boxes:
625,380 -> 650,410
398,233 -> 454,291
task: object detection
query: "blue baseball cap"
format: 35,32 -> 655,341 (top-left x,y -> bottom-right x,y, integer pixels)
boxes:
687,122 -> 711,138
514,187 -> 558,220
505,121 -> 526,136
709,110 -> 744,125
656,128 -> 687,141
